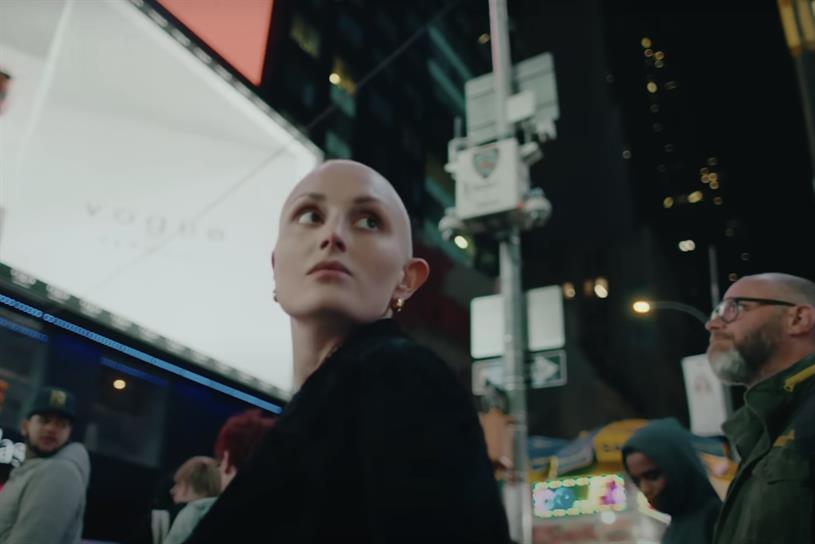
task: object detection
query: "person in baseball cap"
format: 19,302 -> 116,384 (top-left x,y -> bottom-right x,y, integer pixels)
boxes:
0,386 -> 91,543
26,386 -> 77,423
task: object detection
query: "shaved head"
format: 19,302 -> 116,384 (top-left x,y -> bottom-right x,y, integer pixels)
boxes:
738,273 -> 815,307
281,160 -> 413,259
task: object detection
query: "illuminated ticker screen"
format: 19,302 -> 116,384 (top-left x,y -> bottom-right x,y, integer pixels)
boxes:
532,474 -> 627,519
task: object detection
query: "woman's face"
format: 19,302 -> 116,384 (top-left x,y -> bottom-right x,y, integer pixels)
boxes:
273,162 -> 425,324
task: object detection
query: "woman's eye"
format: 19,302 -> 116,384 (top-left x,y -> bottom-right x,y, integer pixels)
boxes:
296,210 -> 321,225
354,215 -> 379,231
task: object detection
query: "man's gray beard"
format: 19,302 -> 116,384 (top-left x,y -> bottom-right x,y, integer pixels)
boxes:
709,321 -> 780,385
709,348 -> 754,385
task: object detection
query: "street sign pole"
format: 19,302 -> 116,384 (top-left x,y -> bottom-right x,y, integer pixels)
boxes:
487,3 -> 531,539
441,2 -> 557,542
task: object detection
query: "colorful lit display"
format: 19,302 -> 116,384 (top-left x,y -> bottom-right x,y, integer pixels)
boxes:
532,474 -> 627,518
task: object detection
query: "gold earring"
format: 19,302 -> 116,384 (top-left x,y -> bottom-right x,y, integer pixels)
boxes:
391,298 -> 404,313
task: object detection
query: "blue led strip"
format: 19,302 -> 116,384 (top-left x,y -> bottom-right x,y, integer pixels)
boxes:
0,294 -> 44,318
0,294 -> 282,414
0,315 -> 49,342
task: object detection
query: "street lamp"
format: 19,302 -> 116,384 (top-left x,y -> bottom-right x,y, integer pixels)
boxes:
631,298 -> 734,420
632,299 -> 708,326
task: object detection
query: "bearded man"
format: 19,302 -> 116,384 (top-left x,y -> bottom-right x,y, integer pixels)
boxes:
705,273 -> 815,544
0,386 -> 91,544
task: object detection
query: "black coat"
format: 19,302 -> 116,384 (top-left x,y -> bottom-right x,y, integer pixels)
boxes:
187,319 -> 510,543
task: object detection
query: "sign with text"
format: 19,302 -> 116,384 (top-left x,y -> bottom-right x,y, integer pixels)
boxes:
682,354 -> 728,437
472,349 -> 567,395
0,1 -> 321,394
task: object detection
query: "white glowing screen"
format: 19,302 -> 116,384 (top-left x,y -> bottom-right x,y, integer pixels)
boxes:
0,0 -> 322,393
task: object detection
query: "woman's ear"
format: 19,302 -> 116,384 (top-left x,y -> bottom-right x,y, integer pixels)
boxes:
394,258 -> 430,301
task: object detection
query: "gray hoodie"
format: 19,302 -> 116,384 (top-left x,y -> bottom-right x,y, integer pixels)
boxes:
0,442 -> 91,544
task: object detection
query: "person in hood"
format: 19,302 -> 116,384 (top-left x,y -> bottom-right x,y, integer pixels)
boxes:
0,386 -> 91,544
622,418 -> 721,544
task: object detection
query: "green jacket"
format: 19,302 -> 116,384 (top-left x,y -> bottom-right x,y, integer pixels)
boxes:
622,418 -> 721,544
713,353 -> 815,544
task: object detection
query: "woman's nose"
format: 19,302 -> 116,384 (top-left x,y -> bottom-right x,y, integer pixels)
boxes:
319,220 -> 347,251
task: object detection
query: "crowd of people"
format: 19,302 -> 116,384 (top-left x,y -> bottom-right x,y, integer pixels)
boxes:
0,161 -> 812,543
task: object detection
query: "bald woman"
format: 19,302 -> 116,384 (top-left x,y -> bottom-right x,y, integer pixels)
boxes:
188,161 -> 510,543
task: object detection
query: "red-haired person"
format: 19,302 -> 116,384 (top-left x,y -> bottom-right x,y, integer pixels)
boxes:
213,409 -> 276,491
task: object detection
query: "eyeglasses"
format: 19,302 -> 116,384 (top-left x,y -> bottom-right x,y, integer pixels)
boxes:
710,297 -> 796,323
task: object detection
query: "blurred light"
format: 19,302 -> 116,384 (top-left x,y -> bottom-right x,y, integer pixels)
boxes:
113,379 -> 126,391
652,122 -> 663,132
583,279 -> 594,297
594,277 -> 609,299
729,272 -> 738,282
663,196 -> 674,208
329,72 -> 341,85
708,172 -> 718,182
664,143 -> 673,152
654,51 -> 665,60
710,180 -> 720,190
700,167 -> 710,175
714,196 -> 724,206
600,511 -> 617,525
641,37 -> 652,48
646,81 -> 658,93
707,156 -> 718,166
478,33 -> 490,44
741,252 -> 751,261
688,191 -> 704,203
453,235 -> 469,249
649,104 -> 660,113
678,239 -> 696,252
655,60 -> 665,68
622,149 -> 632,159
701,174 -> 710,183
632,301 -> 651,314
725,227 -> 736,237
666,81 -> 678,90
563,282 -> 576,299
644,48 -> 654,57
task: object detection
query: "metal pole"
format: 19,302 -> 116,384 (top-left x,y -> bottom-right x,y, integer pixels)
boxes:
488,1 -> 532,542
707,244 -> 720,311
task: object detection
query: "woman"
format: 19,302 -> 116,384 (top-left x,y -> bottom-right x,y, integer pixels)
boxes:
188,160 -> 509,543
163,456 -> 221,544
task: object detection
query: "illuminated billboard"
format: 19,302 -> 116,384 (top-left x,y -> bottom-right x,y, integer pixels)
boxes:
0,0 -> 322,396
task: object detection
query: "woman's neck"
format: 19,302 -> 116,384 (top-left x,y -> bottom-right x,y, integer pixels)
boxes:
290,317 -> 354,390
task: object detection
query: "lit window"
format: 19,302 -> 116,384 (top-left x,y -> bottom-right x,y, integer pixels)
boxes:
688,191 -> 703,203
678,240 -> 696,252
594,277 -> 609,299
